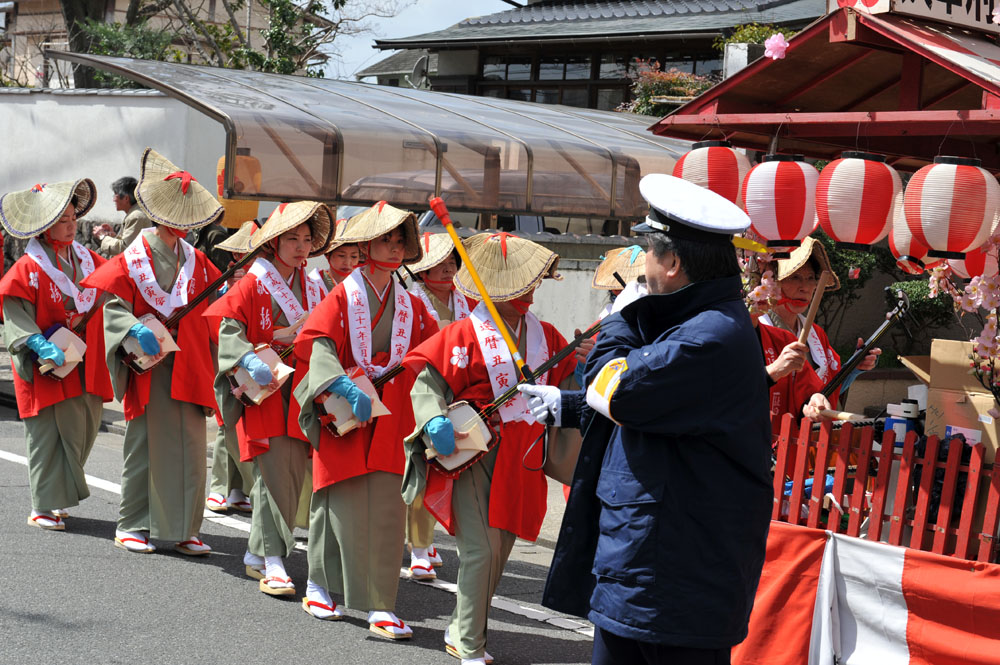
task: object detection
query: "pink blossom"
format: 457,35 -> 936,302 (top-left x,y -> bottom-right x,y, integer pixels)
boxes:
993,4 -> 1000,23
764,34 -> 790,60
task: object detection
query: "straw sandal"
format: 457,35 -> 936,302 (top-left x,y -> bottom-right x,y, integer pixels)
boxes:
259,576 -> 295,597
27,512 -> 64,531
301,597 -> 343,621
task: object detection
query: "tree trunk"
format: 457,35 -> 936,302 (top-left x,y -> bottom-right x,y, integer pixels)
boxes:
59,0 -> 108,87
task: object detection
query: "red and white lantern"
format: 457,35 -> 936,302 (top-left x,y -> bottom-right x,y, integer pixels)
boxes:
948,245 -> 999,279
816,152 -> 901,250
903,156 -> 1000,260
672,140 -> 752,206
889,210 -> 936,275
742,154 -> 819,257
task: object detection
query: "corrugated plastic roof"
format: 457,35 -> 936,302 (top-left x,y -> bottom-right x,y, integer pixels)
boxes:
48,52 -> 691,219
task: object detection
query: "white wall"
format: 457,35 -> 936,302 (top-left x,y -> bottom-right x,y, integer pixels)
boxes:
0,90 -> 227,222
1,89 -> 613,338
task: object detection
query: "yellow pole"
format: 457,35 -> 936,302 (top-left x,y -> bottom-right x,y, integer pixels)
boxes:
429,197 -> 529,377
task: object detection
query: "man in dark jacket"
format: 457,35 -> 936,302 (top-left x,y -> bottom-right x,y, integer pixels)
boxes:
520,174 -> 773,665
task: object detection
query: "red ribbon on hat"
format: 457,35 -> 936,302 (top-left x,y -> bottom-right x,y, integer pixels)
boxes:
489,232 -> 516,259
277,202 -> 290,215
164,171 -> 197,195
423,232 -> 432,252
31,183 -> 46,193
376,200 -> 387,213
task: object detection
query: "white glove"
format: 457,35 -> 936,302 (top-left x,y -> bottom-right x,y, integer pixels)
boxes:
517,384 -> 562,426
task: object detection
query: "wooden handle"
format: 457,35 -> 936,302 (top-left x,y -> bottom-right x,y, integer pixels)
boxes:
798,271 -> 831,345
819,408 -> 865,421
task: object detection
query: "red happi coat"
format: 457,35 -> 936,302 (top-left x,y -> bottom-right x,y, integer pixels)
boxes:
204,268 -> 313,461
294,280 -> 439,492
80,237 -> 222,420
0,251 -> 114,417
759,323 -> 837,441
407,316 -> 577,542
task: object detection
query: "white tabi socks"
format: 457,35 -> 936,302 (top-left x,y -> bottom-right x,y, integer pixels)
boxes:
303,580 -> 342,620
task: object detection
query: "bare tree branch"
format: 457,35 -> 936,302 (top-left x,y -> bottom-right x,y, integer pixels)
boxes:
171,0 -> 226,64
219,0 -> 250,50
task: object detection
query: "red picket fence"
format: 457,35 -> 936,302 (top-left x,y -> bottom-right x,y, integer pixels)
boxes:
772,413 -> 1000,563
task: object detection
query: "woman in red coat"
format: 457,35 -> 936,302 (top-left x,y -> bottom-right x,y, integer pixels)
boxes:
293,202 -> 437,635
205,201 -> 331,596
0,178 -> 112,531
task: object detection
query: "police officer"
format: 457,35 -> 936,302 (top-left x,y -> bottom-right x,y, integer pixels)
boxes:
519,174 -> 773,665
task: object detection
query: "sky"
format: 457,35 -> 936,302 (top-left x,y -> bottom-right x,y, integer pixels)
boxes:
325,0 -> 513,79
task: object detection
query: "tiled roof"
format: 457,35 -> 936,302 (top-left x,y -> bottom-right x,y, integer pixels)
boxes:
376,0 -> 824,48
356,49 -> 438,79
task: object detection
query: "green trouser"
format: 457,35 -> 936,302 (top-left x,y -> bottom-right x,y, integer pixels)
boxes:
117,362 -> 207,541
24,393 -> 103,512
307,471 -> 405,611
247,435 -> 309,558
449,446 -> 516,660
208,423 -> 253,498
406,493 -> 438,550
295,467 -> 312,530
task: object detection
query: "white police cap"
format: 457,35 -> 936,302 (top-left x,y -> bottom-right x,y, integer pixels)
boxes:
633,174 -> 750,245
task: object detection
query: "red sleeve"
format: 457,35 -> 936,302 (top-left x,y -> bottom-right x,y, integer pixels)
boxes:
79,254 -> 134,301
0,258 -> 37,302
203,273 -> 254,326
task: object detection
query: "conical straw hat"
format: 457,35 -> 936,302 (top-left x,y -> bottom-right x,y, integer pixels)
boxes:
214,219 -> 260,255
337,201 -> 422,264
135,147 -> 223,230
775,235 -> 840,292
250,201 -> 333,257
0,179 -> 96,239
592,245 -> 646,290
409,232 -> 459,274
455,232 -> 561,303
319,218 -> 357,255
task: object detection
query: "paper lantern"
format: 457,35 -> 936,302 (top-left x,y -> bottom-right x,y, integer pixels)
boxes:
216,149 -> 262,229
816,152 -> 900,250
903,156 -> 1000,260
889,210 -> 936,275
742,154 -> 819,257
948,245 -> 999,279
672,140 -> 752,206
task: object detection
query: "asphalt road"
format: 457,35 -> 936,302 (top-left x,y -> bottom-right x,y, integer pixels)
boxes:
0,405 -> 593,665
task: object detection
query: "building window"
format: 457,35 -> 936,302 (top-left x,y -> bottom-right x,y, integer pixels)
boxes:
561,88 -> 588,108
482,55 -> 532,81
599,54 -> 628,79
596,88 -> 625,111
387,78 -> 399,87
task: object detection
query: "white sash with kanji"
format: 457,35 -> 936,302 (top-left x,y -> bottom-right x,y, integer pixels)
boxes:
308,267 -> 330,296
25,238 -> 97,313
249,258 -> 323,326
343,268 -> 413,380
124,231 -> 195,318
469,302 -> 548,424
409,281 -> 471,324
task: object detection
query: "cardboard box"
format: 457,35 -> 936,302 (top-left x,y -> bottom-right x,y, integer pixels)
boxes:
900,339 -> 998,463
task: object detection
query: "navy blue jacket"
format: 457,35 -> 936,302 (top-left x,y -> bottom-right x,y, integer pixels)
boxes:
542,276 -> 772,647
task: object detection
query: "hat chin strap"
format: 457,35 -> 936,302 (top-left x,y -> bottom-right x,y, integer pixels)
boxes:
776,296 -> 809,308
43,229 -> 72,249
166,226 -> 188,238
422,276 -> 454,290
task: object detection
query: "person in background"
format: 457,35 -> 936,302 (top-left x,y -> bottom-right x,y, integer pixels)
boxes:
207,202 -> 331,596
81,148 -> 223,556
311,218 -> 361,294
759,237 -> 880,403
520,174 -> 772,665
405,233 -> 577,665
0,179 -> 113,531
204,220 -> 260,515
402,232 -> 477,580
92,176 -> 152,256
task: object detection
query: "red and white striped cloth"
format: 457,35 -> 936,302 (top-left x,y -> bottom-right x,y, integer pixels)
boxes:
734,522 -> 1000,665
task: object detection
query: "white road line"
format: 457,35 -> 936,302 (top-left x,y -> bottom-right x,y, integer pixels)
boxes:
1,448 -> 594,638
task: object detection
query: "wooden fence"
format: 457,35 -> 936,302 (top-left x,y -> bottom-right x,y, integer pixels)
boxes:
772,413 -> 1000,562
